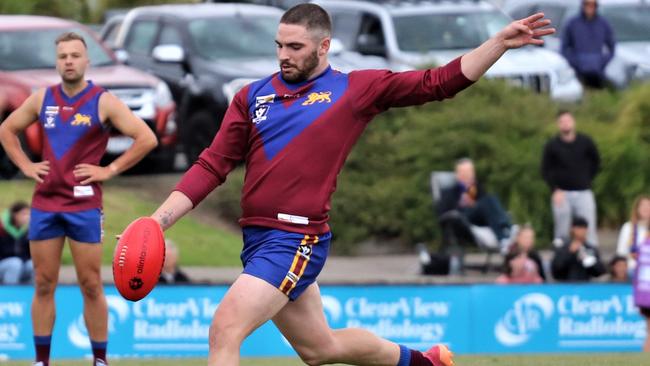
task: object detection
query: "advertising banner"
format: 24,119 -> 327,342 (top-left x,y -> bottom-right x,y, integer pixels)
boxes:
472,285 -> 646,353
0,284 -> 645,360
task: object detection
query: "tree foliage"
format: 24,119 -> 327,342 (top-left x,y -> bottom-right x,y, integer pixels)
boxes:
214,80 -> 650,254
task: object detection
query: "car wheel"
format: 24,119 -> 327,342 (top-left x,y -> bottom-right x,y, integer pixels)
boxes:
182,110 -> 218,165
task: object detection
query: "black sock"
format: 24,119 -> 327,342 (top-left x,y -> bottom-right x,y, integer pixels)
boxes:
91,339 -> 107,364
34,335 -> 51,365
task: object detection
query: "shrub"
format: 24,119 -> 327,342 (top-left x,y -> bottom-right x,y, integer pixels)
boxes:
213,80 -> 650,254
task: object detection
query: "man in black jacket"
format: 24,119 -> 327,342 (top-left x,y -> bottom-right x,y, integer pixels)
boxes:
542,110 -> 600,245
552,216 -> 605,281
438,158 -> 512,250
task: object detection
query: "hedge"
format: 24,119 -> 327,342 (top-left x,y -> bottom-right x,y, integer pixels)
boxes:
212,80 -> 649,254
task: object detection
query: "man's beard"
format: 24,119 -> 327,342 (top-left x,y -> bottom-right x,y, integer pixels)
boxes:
281,50 -> 319,83
61,71 -> 84,85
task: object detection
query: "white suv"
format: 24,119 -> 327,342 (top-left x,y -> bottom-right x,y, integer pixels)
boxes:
314,0 -> 583,102
501,0 -> 650,88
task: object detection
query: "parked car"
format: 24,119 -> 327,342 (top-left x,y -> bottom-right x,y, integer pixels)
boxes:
501,0 -> 650,88
0,15 -> 177,178
102,3 -> 404,163
313,0 -> 584,102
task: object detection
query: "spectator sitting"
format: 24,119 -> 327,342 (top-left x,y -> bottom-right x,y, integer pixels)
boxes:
504,224 -> 547,282
438,158 -> 513,252
552,216 -> 606,281
616,195 -> 649,274
495,247 -> 544,284
561,0 -> 615,88
608,255 -> 629,283
0,201 -> 31,284
158,239 -> 190,285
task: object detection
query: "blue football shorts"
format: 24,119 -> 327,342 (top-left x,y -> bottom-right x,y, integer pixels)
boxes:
241,226 -> 331,301
29,207 -> 104,243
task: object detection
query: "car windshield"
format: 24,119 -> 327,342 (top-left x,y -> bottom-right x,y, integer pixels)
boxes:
394,11 -> 510,51
0,27 -> 114,71
189,15 -> 279,60
601,5 -> 650,42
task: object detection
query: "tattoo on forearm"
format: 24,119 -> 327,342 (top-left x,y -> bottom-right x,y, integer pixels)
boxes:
160,209 -> 174,229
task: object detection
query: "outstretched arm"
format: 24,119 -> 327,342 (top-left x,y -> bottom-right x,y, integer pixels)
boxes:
461,13 -> 555,81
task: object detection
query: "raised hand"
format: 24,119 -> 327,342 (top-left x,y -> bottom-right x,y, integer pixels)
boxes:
22,160 -> 49,183
498,13 -> 556,50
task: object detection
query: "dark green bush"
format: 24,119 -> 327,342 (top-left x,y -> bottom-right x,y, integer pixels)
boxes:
213,80 -> 650,254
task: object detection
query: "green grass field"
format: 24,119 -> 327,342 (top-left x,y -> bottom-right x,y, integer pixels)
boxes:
2,354 -> 649,366
0,179 -> 242,266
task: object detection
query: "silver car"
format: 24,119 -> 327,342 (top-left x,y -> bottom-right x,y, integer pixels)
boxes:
314,0 -> 583,102
501,0 -> 650,88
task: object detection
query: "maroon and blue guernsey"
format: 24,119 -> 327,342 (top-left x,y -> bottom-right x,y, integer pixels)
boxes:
33,81 -> 109,212
176,58 -> 473,234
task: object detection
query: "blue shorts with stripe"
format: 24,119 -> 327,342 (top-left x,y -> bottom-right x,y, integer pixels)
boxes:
29,208 -> 104,243
241,226 -> 331,301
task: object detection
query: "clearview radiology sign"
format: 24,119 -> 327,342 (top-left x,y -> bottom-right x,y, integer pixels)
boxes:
0,284 -> 645,360
474,285 -> 646,353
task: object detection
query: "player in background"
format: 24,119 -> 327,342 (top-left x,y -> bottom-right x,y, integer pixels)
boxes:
142,4 -> 554,366
0,32 -> 157,366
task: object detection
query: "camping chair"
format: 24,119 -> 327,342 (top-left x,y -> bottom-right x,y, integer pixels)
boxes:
430,171 -> 500,273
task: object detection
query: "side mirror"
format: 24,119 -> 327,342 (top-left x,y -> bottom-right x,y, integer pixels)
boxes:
114,49 -> 129,64
152,44 -> 185,63
329,38 -> 345,55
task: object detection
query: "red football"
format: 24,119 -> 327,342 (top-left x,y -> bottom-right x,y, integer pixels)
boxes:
113,217 -> 165,301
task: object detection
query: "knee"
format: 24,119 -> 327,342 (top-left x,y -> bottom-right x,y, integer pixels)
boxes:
297,350 -> 327,366
78,275 -> 103,301
294,339 -> 339,366
34,272 -> 57,298
208,311 -> 245,349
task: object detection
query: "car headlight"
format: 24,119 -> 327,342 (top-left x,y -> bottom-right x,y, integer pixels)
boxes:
556,67 -> 576,85
222,78 -> 256,105
154,81 -> 173,108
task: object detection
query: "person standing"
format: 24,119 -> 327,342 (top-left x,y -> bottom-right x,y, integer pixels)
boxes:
542,110 -> 601,245
135,4 -> 555,366
616,195 -> 650,272
561,0 -> 615,88
0,32 -> 157,366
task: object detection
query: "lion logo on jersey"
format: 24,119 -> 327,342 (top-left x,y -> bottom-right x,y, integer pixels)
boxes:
302,91 -> 332,106
71,113 -> 92,126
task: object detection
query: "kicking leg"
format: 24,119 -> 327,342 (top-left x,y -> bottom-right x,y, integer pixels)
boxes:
208,273 -> 289,366
273,283 -> 453,366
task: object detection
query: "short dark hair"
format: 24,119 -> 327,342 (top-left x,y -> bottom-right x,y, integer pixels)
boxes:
9,201 -> 29,226
571,216 -> 589,228
280,3 -> 331,39
609,255 -> 626,267
55,32 -> 87,49
555,109 -> 573,119
556,109 -> 573,119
